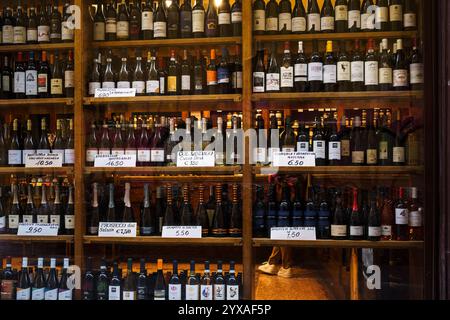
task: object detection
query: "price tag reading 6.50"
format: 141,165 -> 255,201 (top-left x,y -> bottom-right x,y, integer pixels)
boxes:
162,226 -> 202,239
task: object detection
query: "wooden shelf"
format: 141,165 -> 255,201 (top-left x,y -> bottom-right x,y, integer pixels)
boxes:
254,166 -> 423,176
91,37 -> 241,49
0,167 -> 74,175
0,98 -> 74,106
0,235 -> 74,243
84,236 -> 242,246
84,166 -> 241,175
254,31 -> 418,43
253,238 -> 424,249
0,42 -> 74,53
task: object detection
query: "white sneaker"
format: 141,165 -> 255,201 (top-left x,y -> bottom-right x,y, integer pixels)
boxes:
277,267 -> 293,278
258,262 -> 278,275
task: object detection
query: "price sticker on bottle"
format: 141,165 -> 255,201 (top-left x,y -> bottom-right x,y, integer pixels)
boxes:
17,223 -> 59,236
270,227 -> 316,241
98,222 -> 137,237
94,154 -> 136,168
176,151 -> 215,167
94,88 -> 137,98
271,152 -> 316,167
162,226 -> 202,238
25,153 -> 63,168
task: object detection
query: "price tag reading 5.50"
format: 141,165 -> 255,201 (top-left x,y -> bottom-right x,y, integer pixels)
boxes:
162,226 -> 202,239
270,227 -> 316,241
17,223 -> 59,236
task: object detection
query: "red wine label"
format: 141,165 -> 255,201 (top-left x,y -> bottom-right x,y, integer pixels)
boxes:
395,208 -> 409,225
393,146 -> 405,163
389,5 -> 403,22
13,26 -> 26,44
410,63 -> 424,84
51,78 -> 63,95
368,226 -> 382,237
321,16 -> 334,31
14,72 -> 26,93
108,286 -> 121,300
328,142 -> 341,160
404,13 -> 416,28
142,12 -> 153,31
65,71 -> 74,88
1,280 -> 16,299
352,151 -> 364,164
265,17 -> 278,31
379,67 -> 393,84
307,13 -> 320,31
337,61 -> 351,81
375,7 -> 388,23
292,17 -> 306,32
38,25 -> 50,42
122,290 -> 135,300
154,22 -> 167,38
393,69 -> 408,87
65,149 -> 75,164
313,141 -> 326,159
218,13 -> 231,25
280,66 -> 293,88
381,225 -> 392,236
379,141 -> 388,160
278,13 -> 292,31
192,10 -> 205,32
351,61 -> 364,82
266,73 -> 280,91
308,62 -> 323,81
2,25 -> 14,43
323,65 -> 337,84
94,22 -> 106,41
62,22 -> 74,40
350,226 -> 364,236
253,10 -> 265,31
116,21 -> 129,38
106,18 -> 117,33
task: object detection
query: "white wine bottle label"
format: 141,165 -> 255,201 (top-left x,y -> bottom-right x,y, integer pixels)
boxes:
253,10 -> 265,31
98,148 -> 111,155
351,61 -> 364,82
44,288 -> 58,300
125,149 -> 137,156
337,61 -> 351,81
50,79 -> 63,94
193,11 -> 205,32
348,10 -> 361,28
226,285 -> 239,300
393,146 -> 405,163
94,22 -> 106,41
37,149 -> 50,155
2,25 -> 14,43
200,285 -> 213,300
328,141 -> 341,160
86,148 -> 98,162
3,75 -> 11,92
378,141 -> 388,159
32,287 -> 45,300
38,25 -> 50,42
352,151 -> 365,164
361,13 -> 373,30
89,82 -> 101,95
50,215 -> 60,226
22,215 -> 33,224
154,22 -> 167,38
181,75 -> 191,91
313,140 -> 326,159
106,18 -> 117,33
297,142 -> 309,152
58,289 -> 73,300
278,13 -> 292,31
213,284 -> 225,300
308,62 -> 323,81
14,72 -> 26,93
292,17 -> 306,32
253,147 -> 267,163
253,72 -> 265,92
65,149 -> 75,164
8,150 -> 22,165
320,16 -> 334,31
8,215 -> 19,229
280,66 -> 293,88
142,12 -> 153,30
37,215 -> 49,224
368,226 -> 381,237
108,286 -> 121,300
168,284 -> 181,300
13,26 -> 26,44
389,5 -> 403,22
185,285 -> 199,300
0,216 -> 5,229
341,139 -> 350,157
404,13 -> 416,28
146,80 -> 160,94
65,71 -> 74,88
102,81 -> 115,89
282,147 -> 295,153
122,291 -> 136,300
266,17 -> 278,32
117,81 -> 131,89
62,22 -> 74,41
137,149 -> 151,162
335,5 -> 348,21
350,226 -> 364,236
381,225 -> 392,236
111,148 -> 125,156
132,81 -> 146,94
379,67 -> 393,84
151,149 -> 165,162
294,63 -> 307,81
375,7 -> 388,23
218,13 -> 231,25
116,21 -> 129,38
307,13 -> 321,31
323,65 -> 337,84
395,208 -> 409,225
65,215 -> 75,229
266,73 -> 280,91
25,70 -> 38,95
16,287 -> 31,300
365,61 -> 379,85
366,149 -> 377,164
410,63 -> 424,84
409,210 -> 422,227
331,225 -> 347,237
393,69 -> 408,87
232,12 -> 242,23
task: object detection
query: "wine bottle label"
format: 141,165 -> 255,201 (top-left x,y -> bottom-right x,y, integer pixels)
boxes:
37,73 -> 48,93
146,80 -> 160,94
116,81 -> 130,89
125,149 -> 137,157
200,285 -> 213,300
94,22 -> 106,41
282,147 -> 295,152
352,151 -> 364,164
14,72 -> 26,93
328,141 -> 341,160
331,225 -> 347,237
280,66 -> 293,88
409,210 -> 422,227
226,285 -> 239,300
58,289 -> 73,300
213,284 -> 225,300
13,26 -> 26,44
323,65 -> 337,84
1,280 -> 16,299
154,22 -> 167,38
368,226 -> 381,237
361,13 -> 374,30
185,284 -> 199,300
151,149 -> 165,162
294,63 -> 308,81
142,12 -> 154,30
179,75 -> 191,91
297,142 -> 309,152
218,68 -> 230,84
2,25 -> 14,43
253,10 -> 265,31
337,61 -> 351,81
404,13 -> 416,28
335,5 -> 348,21
86,148 -> 98,162
364,61 -> 379,85
108,286 -> 121,300
253,147 -> 267,163
117,21 -> 129,38
393,146 -> 405,163
16,287 -> 31,300
381,225 -> 392,236
219,13 -> 231,25
168,76 -> 178,92
89,226 -> 98,234
366,149 -> 377,164
25,70 -> 38,95
8,215 -> 19,228
38,25 -> 50,42
266,17 -> 278,32
308,62 -> 323,81
50,79 -> 63,94
2,75 -> 10,92
410,63 -> 424,84
102,81 -> 115,89
395,208 -> 409,225
132,81 -> 146,94
389,5 -> 403,22
50,215 -> 61,226
37,149 -> 51,155
44,288 -> 58,300
393,69 -> 408,87
111,148 -> 125,156
32,287 -> 45,300
320,16 -> 334,31
232,71 -> 243,89
379,67 -> 393,84
106,18 -> 117,33
64,149 -> 75,164
375,6 -> 388,24
181,13 -> 192,34
89,82 -> 101,95
168,284 -> 181,300
65,215 -> 75,229
350,226 -> 364,236
122,291 -> 136,300
8,150 -> 22,165
313,140 -> 326,159
192,10 -> 205,33
266,73 -> 280,91
232,12 -> 242,23
206,71 -> 217,86
138,149 -> 151,162
278,13 -> 292,31
22,215 -> 33,224
341,139 -> 350,157
0,215 -> 6,228
62,22 -> 74,40
65,71 -> 74,88
252,72 -> 265,92
307,13 -> 321,32
292,17 -> 306,32
378,141 -> 389,160
160,77 -> 166,94
348,10 -> 361,29
37,215 -> 49,224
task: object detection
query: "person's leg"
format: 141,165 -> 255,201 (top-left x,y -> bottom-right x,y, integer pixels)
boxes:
277,247 -> 293,278
258,247 -> 280,275
268,247 -> 281,265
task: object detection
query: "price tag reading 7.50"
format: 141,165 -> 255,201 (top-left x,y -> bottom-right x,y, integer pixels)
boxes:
270,227 -> 316,241
98,222 -> 137,237
162,226 -> 202,238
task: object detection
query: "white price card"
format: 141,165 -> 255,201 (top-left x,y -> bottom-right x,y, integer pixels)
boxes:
94,88 -> 136,98
272,152 -> 316,167
25,153 -> 63,168
17,223 -> 59,236
270,227 -> 317,241
176,151 -> 215,167
162,226 -> 202,238
94,154 -> 136,168
98,222 -> 137,237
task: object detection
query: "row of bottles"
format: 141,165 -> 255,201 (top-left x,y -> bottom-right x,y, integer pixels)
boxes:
253,179 -> 423,241
87,182 -> 242,237
0,178 -> 75,235
92,0 -> 242,41
1,50 -> 75,99
0,2 -> 74,45
83,258 -> 241,300
253,38 -> 423,93
3,117 -> 74,167
253,0 -> 417,34
0,257 -> 73,300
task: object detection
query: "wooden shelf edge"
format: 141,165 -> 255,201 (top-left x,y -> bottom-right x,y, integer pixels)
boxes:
0,235 -> 74,243
84,166 -> 242,175
0,98 -> 74,106
0,167 -> 74,174
0,42 -> 75,53
91,37 -> 242,48
83,94 -> 242,105
83,236 -> 242,246
252,238 -> 424,249
254,166 -> 424,175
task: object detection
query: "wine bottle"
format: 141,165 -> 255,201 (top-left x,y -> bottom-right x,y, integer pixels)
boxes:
308,0 -> 321,33
45,258 -> 59,300
93,0 -> 106,41
180,49 -> 192,95
89,183 -> 100,235
226,261 -> 239,300
2,55 -> 13,99
312,117 -> 327,166
367,192 -> 381,241
145,51 -> 159,95
280,42 -> 294,92
365,39 -> 379,91
392,110 -> 405,165
154,259 -> 166,300
205,0 -> 218,37
347,0 -> 361,32
31,257 -> 45,300
375,0 -> 389,31
50,4 -> 62,43
13,5 -> 27,45
186,260 -> 199,300
403,0 -> 417,31
211,184 -> 226,237
88,57 -> 102,95
0,256 -> 16,300
361,0 -> 374,31
140,183 -> 154,235
122,258 -> 136,300
23,184 -> 35,224
294,41 -> 308,92
253,185 -> 266,237
179,0 -> 192,38
53,119 -> 66,164
378,38 -> 393,91
277,183 -> 291,227
308,40 -> 323,92
117,1 -> 130,40
296,122 -> 309,152
336,41 -> 351,92
14,52 -> 26,99
132,55 -> 146,95
64,50 -> 75,97
111,122 -> 124,155
334,0 -> 348,33
38,5 -> 50,43
192,0 -> 205,38
26,51 -> 38,98
117,56 -> 131,88
167,50 -> 179,95
167,0 -> 180,39
38,184 -> 50,224
350,116 -> 364,165
108,261 -> 121,300
16,257 -> 31,300
389,0 -> 403,31
409,38 -> 423,91
323,40 -> 337,92
229,184 -> 242,237
8,119 -> 22,167
96,259 -> 109,300
64,186 -> 75,235
265,0 -> 279,35
62,1 -> 74,42
82,257 -> 95,300
50,183 -> 63,232
321,0 -> 335,33
167,260 -> 181,300
380,187 -> 395,240
291,0 -> 306,34
129,2 -> 141,40
58,258 -> 72,300
218,0 -> 231,37
106,183 -> 116,222
331,192 -> 347,239
266,45 -> 280,92
63,119 -> 75,166
278,0 -> 292,34
408,187 -> 423,240
154,0 -> 167,38
135,258 -> 148,300
328,118 -> 341,165
137,119 -> 151,166
180,184 -> 193,225
207,49 -> 218,94
231,45 -> 243,94
393,39 -> 409,91
105,0 -> 118,40
280,116 -> 296,151
121,183 -> 134,222
253,0 -> 266,35
50,52 -> 64,97
395,187 -> 409,240
141,0 -> 154,39
349,188 -> 364,240
231,0 -> 242,36
252,43 -> 265,93
163,185 -> 175,226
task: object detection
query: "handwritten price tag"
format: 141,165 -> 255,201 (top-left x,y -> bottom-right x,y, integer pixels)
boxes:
272,152 -> 316,167
94,154 -> 136,168
162,226 -> 202,238
270,227 -> 316,241
94,88 -> 136,98
17,223 -> 59,236
176,151 -> 215,167
25,153 -> 63,168
98,222 -> 137,237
